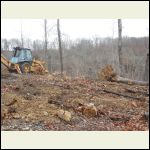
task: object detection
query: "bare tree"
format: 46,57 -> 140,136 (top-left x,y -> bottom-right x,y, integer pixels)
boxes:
21,21 -> 24,47
144,53 -> 149,82
44,19 -> 48,61
118,19 -> 123,75
1,39 -> 10,51
44,19 -> 56,73
57,19 -> 63,76
9,38 -> 21,49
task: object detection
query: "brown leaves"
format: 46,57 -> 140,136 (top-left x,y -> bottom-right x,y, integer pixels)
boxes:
1,72 -> 149,131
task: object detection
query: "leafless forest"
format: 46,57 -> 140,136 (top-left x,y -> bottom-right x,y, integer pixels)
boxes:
1,20 -> 149,81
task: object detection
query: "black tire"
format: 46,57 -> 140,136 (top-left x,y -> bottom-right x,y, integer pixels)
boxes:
20,62 -> 31,73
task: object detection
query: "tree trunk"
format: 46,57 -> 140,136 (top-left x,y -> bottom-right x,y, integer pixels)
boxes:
21,21 -> 24,47
48,55 -> 52,73
144,53 -> 149,82
44,19 -> 48,61
118,19 -> 123,75
57,19 -> 63,76
112,75 -> 149,86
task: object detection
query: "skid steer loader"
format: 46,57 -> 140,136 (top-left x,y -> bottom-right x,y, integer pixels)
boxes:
1,47 -> 48,74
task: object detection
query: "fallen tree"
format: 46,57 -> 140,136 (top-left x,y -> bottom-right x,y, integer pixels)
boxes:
89,88 -> 145,100
102,89 -> 143,100
99,65 -> 149,86
111,76 -> 149,86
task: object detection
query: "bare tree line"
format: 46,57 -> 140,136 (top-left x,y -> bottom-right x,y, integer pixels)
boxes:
1,19 -> 149,82
1,36 -> 149,80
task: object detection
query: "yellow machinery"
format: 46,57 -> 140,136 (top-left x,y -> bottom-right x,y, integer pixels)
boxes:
1,47 -> 48,74
1,54 -> 22,74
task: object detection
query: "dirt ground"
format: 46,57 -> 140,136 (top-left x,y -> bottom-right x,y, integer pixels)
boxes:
1,71 -> 149,131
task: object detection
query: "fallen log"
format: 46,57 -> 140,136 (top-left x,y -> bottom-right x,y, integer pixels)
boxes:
100,65 -> 149,86
112,76 -> 149,86
124,88 -> 149,96
102,89 -> 143,100
89,88 -> 144,100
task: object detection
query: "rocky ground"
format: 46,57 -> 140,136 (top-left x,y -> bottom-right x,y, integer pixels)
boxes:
1,71 -> 149,131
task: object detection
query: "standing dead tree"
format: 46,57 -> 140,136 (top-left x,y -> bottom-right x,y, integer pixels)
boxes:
21,21 -> 24,47
57,19 -> 63,76
44,19 -> 48,62
118,19 -> 123,75
144,53 -> 149,82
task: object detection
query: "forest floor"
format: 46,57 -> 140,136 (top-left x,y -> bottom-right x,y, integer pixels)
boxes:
1,71 -> 149,131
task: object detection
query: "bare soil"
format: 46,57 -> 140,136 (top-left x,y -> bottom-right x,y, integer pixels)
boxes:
1,72 -> 149,131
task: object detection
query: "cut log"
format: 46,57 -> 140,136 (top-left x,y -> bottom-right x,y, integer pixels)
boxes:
111,75 -> 149,86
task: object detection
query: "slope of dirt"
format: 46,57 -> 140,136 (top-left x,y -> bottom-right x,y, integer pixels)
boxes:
1,72 -> 149,131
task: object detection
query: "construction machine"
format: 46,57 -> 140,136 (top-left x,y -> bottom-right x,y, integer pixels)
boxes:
1,47 -> 48,74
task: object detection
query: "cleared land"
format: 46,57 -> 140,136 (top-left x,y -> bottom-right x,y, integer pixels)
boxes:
1,71 -> 149,131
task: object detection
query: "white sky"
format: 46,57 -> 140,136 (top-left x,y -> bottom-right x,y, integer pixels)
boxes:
1,19 -> 149,42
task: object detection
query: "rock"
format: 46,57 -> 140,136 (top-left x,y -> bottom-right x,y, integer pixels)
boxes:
57,109 -> 72,122
43,111 -> 48,116
82,103 -> 97,117
13,113 -> 20,119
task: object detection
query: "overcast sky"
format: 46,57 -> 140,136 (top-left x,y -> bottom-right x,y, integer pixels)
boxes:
1,19 -> 149,42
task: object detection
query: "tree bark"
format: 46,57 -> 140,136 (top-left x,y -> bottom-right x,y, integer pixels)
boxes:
144,53 -> 149,82
21,21 -> 24,47
57,19 -> 63,76
44,19 -> 48,61
48,55 -> 52,73
118,19 -> 123,75
112,75 -> 149,86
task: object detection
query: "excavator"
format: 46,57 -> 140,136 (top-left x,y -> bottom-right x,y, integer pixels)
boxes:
1,47 -> 48,74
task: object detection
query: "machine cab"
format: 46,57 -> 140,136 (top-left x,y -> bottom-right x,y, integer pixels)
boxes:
10,47 -> 32,64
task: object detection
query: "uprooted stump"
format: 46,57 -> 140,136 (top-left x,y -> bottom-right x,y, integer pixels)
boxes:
99,65 -> 149,86
98,65 -> 117,81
